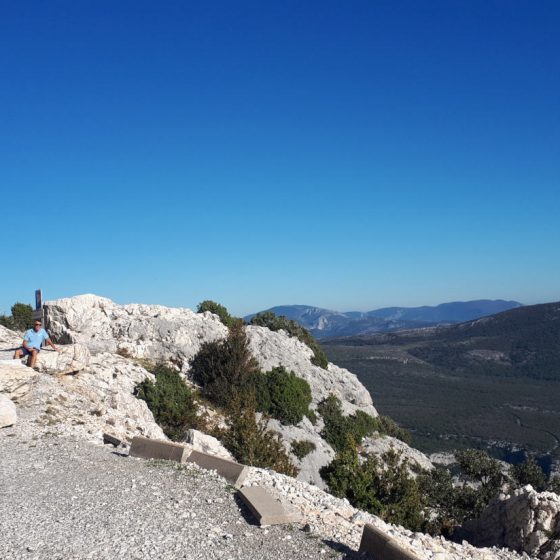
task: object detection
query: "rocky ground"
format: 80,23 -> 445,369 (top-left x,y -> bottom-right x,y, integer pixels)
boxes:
0,429 -> 347,560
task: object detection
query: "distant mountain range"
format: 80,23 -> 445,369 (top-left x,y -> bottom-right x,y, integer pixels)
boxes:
245,300 -> 523,339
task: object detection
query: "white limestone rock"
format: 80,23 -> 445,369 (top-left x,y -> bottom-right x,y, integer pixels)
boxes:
246,325 -> 377,416
0,324 -> 23,361
361,435 -> 433,472
265,416 -> 335,488
36,344 -> 91,375
463,485 -> 560,559
44,294 -> 228,369
185,429 -> 234,460
0,394 -> 17,427
0,360 -> 38,401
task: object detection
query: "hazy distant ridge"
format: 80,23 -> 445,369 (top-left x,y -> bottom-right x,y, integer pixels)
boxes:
246,300 -> 523,339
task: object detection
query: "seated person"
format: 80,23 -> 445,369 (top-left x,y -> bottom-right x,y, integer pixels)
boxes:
13,319 -> 58,368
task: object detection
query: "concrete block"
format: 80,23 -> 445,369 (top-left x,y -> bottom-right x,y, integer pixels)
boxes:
103,433 -> 123,447
238,486 -> 298,526
129,436 -> 190,463
359,523 -> 420,560
185,449 -> 248,487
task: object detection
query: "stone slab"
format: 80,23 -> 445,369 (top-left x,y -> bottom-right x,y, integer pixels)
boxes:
103,433 -> 124,447
129,436 -> 190,463
185,449 -> 248,487
238,486 -> 298,526
359,523 -> 420,560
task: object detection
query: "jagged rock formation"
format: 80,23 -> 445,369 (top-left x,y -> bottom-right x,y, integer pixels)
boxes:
246,325 -> 376,416
44,294 -> 228,368
463,485 -> 560,559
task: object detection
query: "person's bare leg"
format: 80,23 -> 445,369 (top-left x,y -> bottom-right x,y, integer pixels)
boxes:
27,349 -> 38,368
13,349 -> 22,359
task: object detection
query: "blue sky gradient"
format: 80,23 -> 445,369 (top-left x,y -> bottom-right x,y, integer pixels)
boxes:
1,1 -> 559,315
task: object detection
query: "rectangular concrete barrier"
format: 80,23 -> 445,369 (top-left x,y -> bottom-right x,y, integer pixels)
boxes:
238,486 -> 298,526
129,436 -> 190,463
185,450 -> 248,487
359,523 -> 420,560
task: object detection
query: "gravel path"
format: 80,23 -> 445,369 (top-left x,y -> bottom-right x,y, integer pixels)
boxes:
0,432 -> 354,560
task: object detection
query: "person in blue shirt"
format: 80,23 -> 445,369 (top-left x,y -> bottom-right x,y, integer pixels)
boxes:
13,319 -> 58,368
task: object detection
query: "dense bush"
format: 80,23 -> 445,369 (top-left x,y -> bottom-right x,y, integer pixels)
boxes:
189,322 -> 259,408
255,367 -> 313,425
376,415 -> 412,445
291,439 -> 316,460
512,457 -> 547,491
321,444 -> 427,531
136,365 -> 201,441
317,394 -> 379,452
220,397 -> 298,477
0,302 -> 33,331
197,300 -> 237,328
249,311 -> 329,369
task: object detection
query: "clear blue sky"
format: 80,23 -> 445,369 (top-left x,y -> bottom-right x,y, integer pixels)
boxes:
1,1 -> 558,316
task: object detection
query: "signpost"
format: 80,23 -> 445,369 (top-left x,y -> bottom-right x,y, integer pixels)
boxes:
32,289 -> 43,322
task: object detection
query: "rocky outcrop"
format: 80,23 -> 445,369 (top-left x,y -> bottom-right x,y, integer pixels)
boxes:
0,394 -> 17,427
246,325 -> 377,416
463,485 -> 560,559
44,294 -> 228,368
265,416 -> 335,488
361,435 -> 433,472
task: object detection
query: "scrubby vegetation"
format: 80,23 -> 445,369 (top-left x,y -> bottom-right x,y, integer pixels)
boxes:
189,321 -> 259,408
249,311 -> 329,369
136,365 -> 202,441
0,302 -> 33,331
321,442 -> 427,530
512,456 -> 547,491
255,366 -> 313,425
317,394 -> 411,452
197,300 -> 238,328
291,439 -> 316,460
218,397 -> 298,476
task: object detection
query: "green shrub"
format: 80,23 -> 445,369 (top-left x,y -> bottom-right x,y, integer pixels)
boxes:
197,300 -> 237,328
512,457 -> 547,491
220,397 -> 298,477
0,302 -> 34,331
255,367 -> 313,425
321,445 -> 427,531
291,439 -> 316,460
189,322 -> 260,408
377,415 -> 412,445
455,449 -> 509,502
249,311 -> 329,369
136,365 -> 201,441
317,394 -> 378,452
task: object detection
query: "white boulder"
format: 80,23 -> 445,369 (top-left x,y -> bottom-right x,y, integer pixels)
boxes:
36,344 -> 91,375
185,429 -> 234,460
0,394 -> 17,427
0,360 -> 38,401
463,485 -> 560,559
